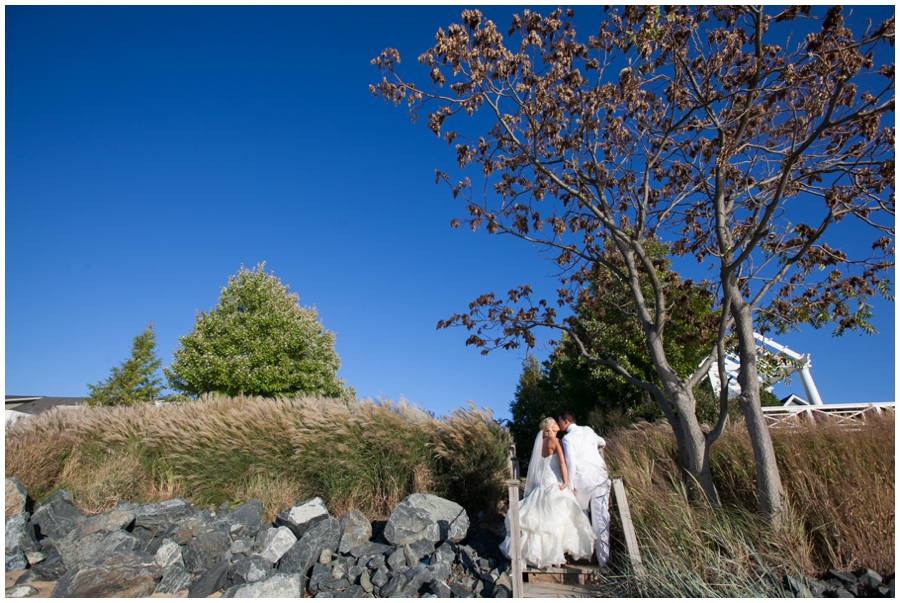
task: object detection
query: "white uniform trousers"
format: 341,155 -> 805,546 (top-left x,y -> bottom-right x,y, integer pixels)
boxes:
580,479 -> 611,566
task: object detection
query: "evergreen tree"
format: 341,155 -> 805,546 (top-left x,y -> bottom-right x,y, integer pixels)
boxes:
165,263 -> 355,401
86,323 -> 163,407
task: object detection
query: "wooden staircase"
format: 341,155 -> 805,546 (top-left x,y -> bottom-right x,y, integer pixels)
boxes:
523,564 -> 602,598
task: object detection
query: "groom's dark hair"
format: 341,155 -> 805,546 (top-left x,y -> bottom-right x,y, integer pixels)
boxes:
559,410 -> 576,424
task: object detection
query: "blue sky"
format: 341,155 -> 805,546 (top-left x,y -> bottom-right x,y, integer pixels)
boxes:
5,6 -> 895,422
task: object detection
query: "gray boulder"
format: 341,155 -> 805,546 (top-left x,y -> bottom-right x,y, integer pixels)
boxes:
55,529 -> 144,570
154,537 -> 184,568
379,571 -> 408,598
338,509 -> 371,554
5,479 -> 28,519
225,572 -> 303,598
386,546 -> 408,571
154,564 -> 194,595
187,558 -> 230,598
228,555 -> 273,586
276,496 -> 330,539
6,548 -> 27,572
183,529 -> 232,573
6,584 -> 38,598
383,494 -> 469,546
30,490 -> 83,541
276,517 -> 340,576
222,500 -> 264,539
6,512 -> 39,555
857,568 -> 883,589
258,526 -> 297,564
133,499 -> 194,536
51,551 -> 162,598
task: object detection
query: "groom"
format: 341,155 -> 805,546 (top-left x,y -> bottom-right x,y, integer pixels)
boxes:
557,410 -> 611,566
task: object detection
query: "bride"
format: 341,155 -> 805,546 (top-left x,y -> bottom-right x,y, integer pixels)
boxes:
500,417 -> 595,569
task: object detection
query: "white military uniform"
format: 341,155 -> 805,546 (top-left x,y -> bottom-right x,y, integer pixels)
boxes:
561,423 -> 611,565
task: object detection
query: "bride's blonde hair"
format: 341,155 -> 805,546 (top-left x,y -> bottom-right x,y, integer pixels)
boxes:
539,417 -> 556,436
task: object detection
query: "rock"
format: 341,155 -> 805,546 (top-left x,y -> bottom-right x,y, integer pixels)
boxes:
275,496 -> 330,539
431,541 -> 456,566
450,582 -> 474,598
387,546 -> 408,571
183,529 -> 232,573
458,544 -> 478,569
154,537 -> 184,568
5,479 -> 28,518
224,572 -> 302,598
51,551 -> 162,598
338,510 -> 372,554
258,526 -> 298,564
360,570 -> 374,593
808,579 -> 828,597
371,567 -> 389,588
857,568 -> 882,589
407,539 -> 436,564
276,517 -> 340,576
5,548 -> 27,571
222,500 -> 264,539
428,580 -> 452,598
187,558 -> 230,597
343,584 -> 365,597
75,507 -> 136,536
163,513 -> 210,546
309,562 -> 350,595
380,571 -> 408,598
133,499 -> 194,536
784,575 -> 812,598
228,555 -> 273,585
827,569 -> 858,585
404,564 -> 436,596
5,584 -> 38,598
154,564 -> 194,595
230,538 -> 252,555
55,529 -> 144,570
833,586 -> 855,598
320,548 -> 334,566
27,541 -> 67,580
23,549 -> 45,565
30,490 -> 82,541
383,494 -> 469,546
6,513 -> 38,554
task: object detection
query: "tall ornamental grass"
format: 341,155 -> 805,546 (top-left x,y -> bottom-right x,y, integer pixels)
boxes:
5,395 -> 511,522
603,412 -> 894,595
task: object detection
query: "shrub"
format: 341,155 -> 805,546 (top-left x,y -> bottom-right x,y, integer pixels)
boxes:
165,263 -> 355,402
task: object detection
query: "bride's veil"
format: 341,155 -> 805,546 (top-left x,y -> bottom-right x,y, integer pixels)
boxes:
524,430 -> 544,497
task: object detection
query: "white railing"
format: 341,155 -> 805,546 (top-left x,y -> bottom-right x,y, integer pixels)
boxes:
761,402 -> 894,429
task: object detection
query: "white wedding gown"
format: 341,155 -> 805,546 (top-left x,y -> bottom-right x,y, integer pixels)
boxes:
500,452 -> 595,568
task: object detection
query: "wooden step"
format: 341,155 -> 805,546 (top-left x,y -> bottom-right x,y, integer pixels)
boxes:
525,564 -> 599,585
523,582 -> 599,598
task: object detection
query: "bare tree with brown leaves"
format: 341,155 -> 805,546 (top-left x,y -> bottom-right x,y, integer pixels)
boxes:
371,6 -> 894,523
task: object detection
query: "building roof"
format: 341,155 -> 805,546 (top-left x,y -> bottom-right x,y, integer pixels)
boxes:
5,397 -> 85,415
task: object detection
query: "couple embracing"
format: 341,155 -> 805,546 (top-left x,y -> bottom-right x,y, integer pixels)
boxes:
500,411 -> 611,569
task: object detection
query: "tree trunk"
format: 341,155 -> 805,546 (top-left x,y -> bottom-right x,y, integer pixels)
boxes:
731,299 -> 785,524
665,387 -> 721,506
645,321 -> 720,505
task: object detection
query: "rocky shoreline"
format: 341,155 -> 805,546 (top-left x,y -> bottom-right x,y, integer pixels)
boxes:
5,478 -> 511,598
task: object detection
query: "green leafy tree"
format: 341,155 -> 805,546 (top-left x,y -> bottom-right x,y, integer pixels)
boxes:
165,263 -> 355,401
86,323 -> 163,407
